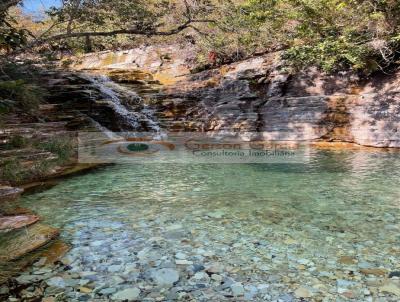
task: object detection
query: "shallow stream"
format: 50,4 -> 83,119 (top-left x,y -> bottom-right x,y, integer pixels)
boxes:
18,148 -> 400,301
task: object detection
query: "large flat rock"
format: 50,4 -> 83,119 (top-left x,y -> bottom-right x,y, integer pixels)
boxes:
0,215 -> 39,232
0,223 -> 60,262
0,186 -> 23,202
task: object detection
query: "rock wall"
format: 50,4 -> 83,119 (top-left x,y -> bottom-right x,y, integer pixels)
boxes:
72,45 -> 194,85
73,46 -> 400,148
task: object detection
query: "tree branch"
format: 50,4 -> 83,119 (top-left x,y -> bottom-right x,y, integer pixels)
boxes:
35,19 -> 215,44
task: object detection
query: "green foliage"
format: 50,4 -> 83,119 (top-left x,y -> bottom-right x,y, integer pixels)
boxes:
283,38 -> 372,72
0,159 -> 25,183
0,79 -> 46,112
0,157 -> 54,184
3,135 -> 28,149
0,99 -> 16,114
0,26 -> 27,51
35,137 -> 74,162
0,136 -> 74,184
1,2 -> 28,52
3,0 -> 400,72
196,0 -> 400,73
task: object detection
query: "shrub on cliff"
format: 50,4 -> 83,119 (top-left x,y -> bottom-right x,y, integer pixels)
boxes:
3,0 -> 400,73
197,0 -> 400,73
0,79 -> 45,112
36,137 -> 74,163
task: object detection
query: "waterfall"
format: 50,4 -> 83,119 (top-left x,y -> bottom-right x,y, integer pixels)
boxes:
86,116 -> 120,139
82,74 -> 161,133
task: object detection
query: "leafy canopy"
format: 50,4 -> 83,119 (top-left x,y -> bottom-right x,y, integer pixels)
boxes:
2,0 -> 400,72
202,0 -> 400,72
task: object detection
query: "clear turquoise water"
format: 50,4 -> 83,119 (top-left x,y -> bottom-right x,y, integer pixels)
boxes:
19,148 -> 400,300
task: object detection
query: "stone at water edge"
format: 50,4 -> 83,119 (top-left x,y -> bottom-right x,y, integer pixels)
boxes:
40,240 -> 70,266
0,215 -> 39,231
0,223 -> 60,262
79,287 -> 92,294
100,287 -> 117,295
46,276 -> 67,288
211,274 -> 223,282
294,287 -> 312,298
15,274 -> 44,285
360,268 -> 387,276
165,224 -> 183,231
33,257 -> 47,267
108,265 -> 122,273
205,262 -> 224,274
0,286 -> 9,295
207,210 -> 225,219
231,282 -> 245,296
380,282 -> 400,296
176,260 -> 193,265
192,272 -> 209,281
0,186 -> 23,202
152,268 -> 180,287
338,256 -> 357,265
112,288 -> 141,301
175,252 -> 187,259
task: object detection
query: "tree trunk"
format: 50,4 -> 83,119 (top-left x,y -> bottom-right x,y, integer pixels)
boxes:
84,35 -> 92,53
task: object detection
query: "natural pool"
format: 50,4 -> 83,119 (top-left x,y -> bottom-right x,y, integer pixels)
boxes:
18,147 -> 400,301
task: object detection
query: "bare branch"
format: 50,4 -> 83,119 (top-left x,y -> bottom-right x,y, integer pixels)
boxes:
34,19 -> 215,44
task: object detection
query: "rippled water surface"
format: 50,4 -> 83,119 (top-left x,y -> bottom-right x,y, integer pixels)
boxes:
20,148 -> 400,301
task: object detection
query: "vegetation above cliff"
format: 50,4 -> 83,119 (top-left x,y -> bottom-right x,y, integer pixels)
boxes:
1,0 -> 400,73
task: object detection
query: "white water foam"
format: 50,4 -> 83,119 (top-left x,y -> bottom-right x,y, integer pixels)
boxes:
83,74 -> 161,133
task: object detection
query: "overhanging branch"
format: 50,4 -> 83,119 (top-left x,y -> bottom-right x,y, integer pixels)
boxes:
35,19 -> 215,44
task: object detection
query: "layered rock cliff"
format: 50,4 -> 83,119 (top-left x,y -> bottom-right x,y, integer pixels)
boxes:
72,45 -> 400,148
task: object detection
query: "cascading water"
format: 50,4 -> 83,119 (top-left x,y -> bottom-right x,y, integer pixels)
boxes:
85,116 -> 120,139
83,74 -> 161,133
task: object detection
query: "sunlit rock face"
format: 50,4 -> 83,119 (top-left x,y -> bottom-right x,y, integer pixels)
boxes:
71,45 -> 400,148
72,44 -> 195,85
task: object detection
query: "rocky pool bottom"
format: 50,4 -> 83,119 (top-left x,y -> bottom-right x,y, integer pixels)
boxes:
2,148 -> 400,301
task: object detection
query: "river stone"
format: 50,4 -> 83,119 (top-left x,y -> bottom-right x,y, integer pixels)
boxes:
152,268 -> 180,287
380,282 -> 400,296
111,276 -> 125,285
46,276 -> 67,288
211,274 -> 223,282
0,223 -> 59,261
192,272 -> 209,281
175,252 -> 187,259
100,287 -> 117,295
15,274 -> 43,284
165,224 -> 183,231
78,287 -> 92,294
206,263 -> 224,274
0,186 -> 23,202
176,260 -> 193,265
207,210 -> 225,219
0,286 -> 9,295
112,288 -> 141,301
294,287 -> 312,298
244,285 -> 258,300
277,293 -> 295,302
360,268 -> 387,276
192,264 -> 205,273
231,282 -> 245,296
0,215 -> 39,231
108,265 -> 122,273
33,257 -> 48,267
337,279 -> 356,288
